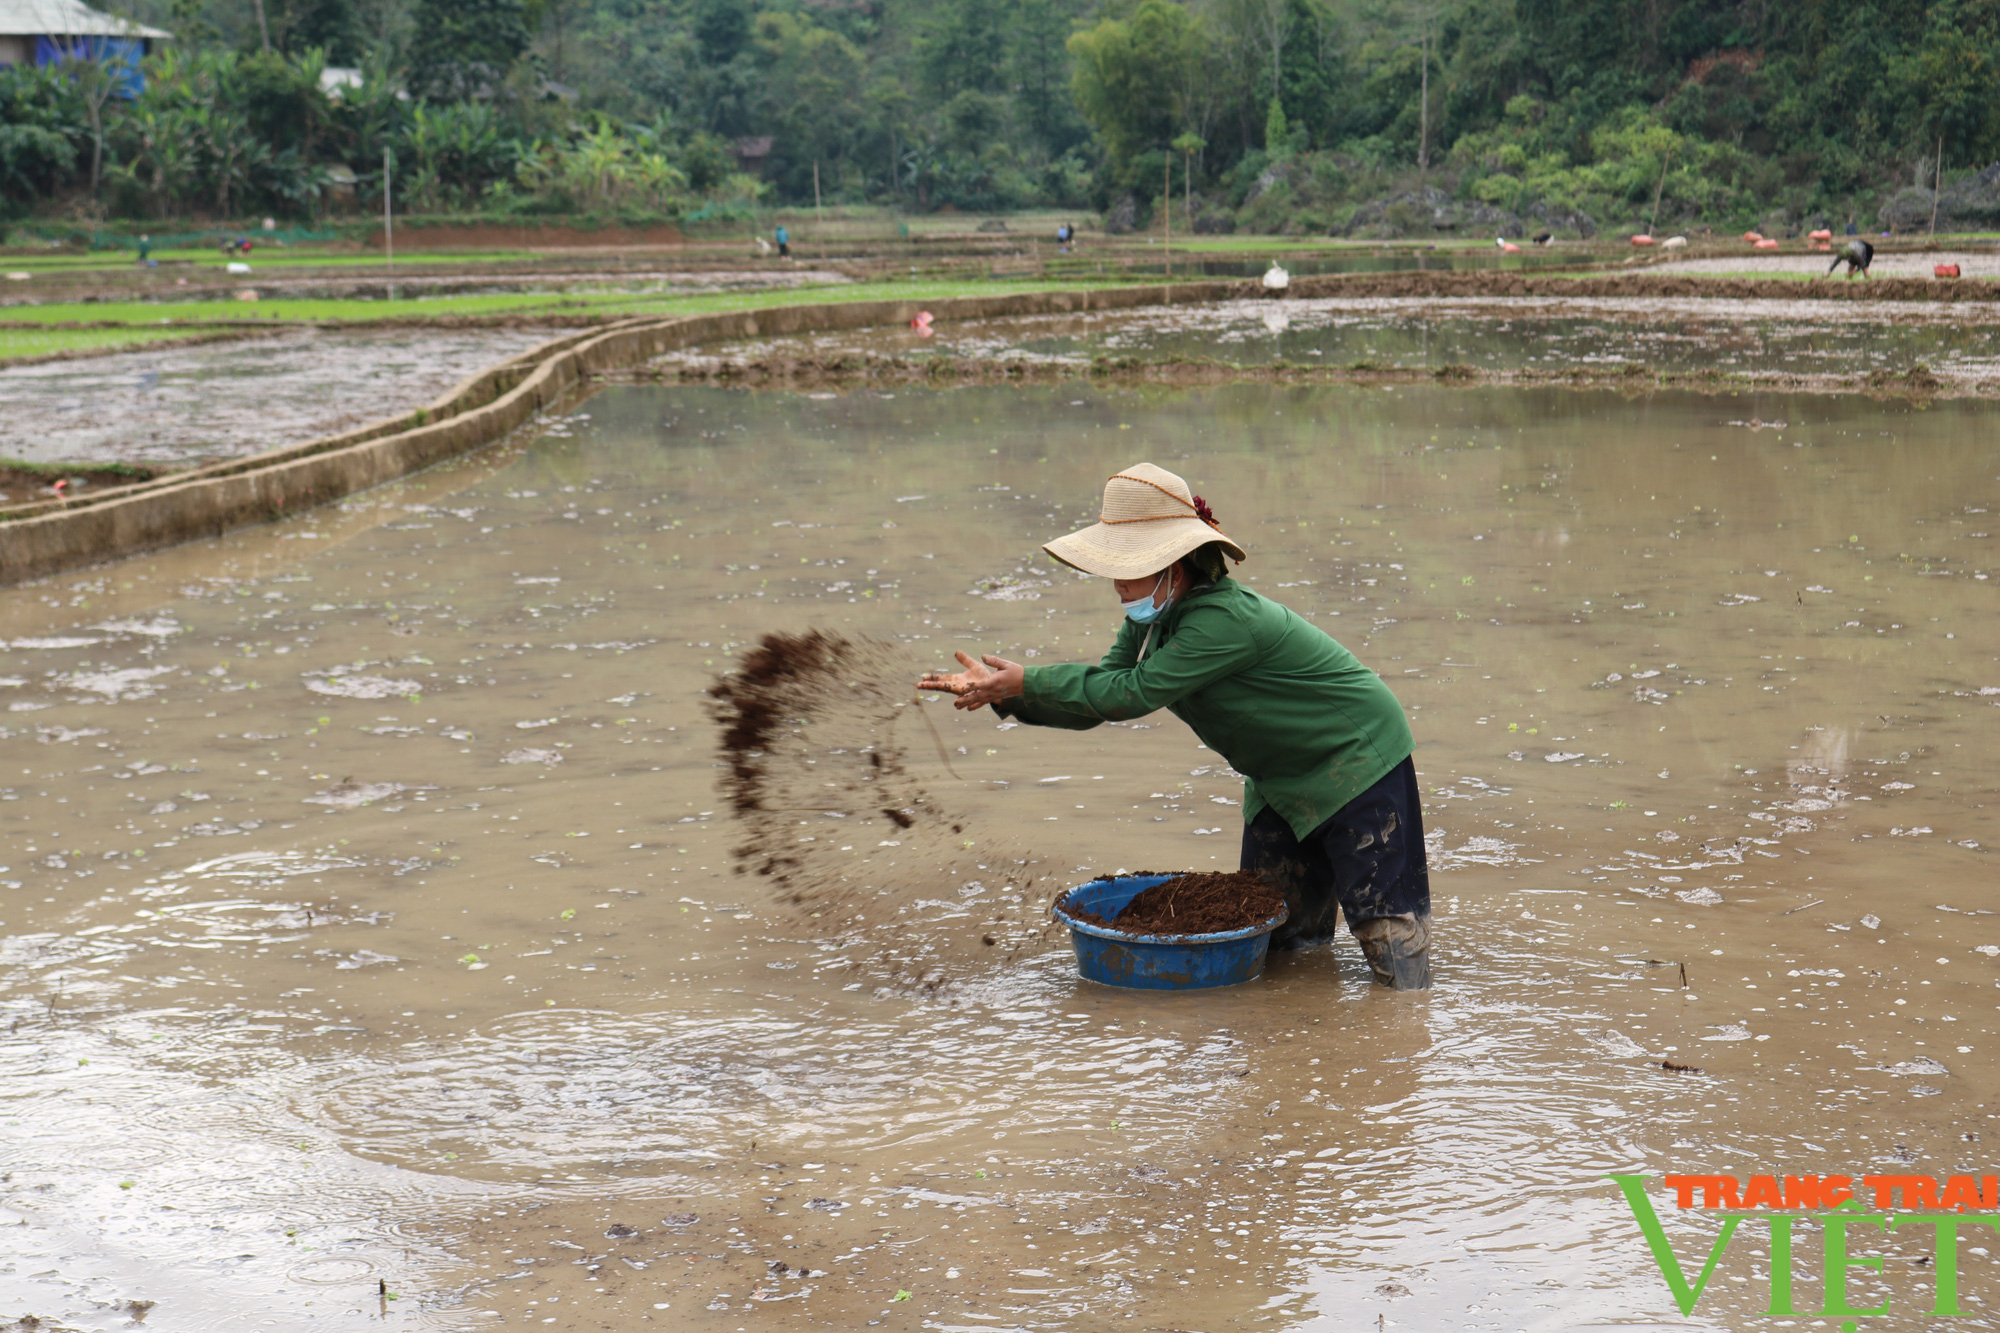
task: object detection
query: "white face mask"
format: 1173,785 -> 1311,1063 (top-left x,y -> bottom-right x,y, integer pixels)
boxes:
1121,571 -> 1175,624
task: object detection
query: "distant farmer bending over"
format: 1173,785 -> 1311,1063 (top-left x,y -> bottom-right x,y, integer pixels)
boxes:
1827,238 -> 1873,279
919,463 -> 1434,989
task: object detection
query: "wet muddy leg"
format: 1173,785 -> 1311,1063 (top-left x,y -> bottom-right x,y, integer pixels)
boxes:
1241,808 -> 1339,949
1321,758 -> 1433,989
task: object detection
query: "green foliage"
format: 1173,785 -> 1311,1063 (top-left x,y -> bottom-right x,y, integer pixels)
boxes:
12,42 -> 764,223
915,0 -> 1004,100
401,101 -> 517,209
1233,150 -> 1368,235
406,0 -> 531,102
679,131 -> 734,192
238,50 -> 333,154
1452,98 -> 1771,226
103,48 -> 331,218
13,0 -> 2000,230
1264,98 -> 1287,153
749,9 -> 868,198
0,66 -> 88,215
261,0 -> 368,63
1068,0 -> 1202,167
1008,0 -> 1090,155
505,116 -> 686,212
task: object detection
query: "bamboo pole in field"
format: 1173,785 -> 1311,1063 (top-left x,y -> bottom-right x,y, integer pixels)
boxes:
1649,149 -> 1671,237
1931,136 -> 1944,236
1419,23 -> 1429,177
383,148 -> 394,275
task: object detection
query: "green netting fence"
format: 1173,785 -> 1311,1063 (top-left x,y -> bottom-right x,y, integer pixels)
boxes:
13,224 -> 348,251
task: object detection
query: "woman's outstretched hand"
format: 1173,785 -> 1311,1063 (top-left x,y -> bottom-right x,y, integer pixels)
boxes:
918,650 -> 1026,711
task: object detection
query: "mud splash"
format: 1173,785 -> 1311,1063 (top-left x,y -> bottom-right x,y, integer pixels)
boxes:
706,629 -> 941,882
705,629 -> 1064,966
709,629 -> 878,815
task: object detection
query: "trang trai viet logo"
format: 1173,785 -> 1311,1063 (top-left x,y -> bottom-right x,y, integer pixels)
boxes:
1609,1172 -> 2000,1326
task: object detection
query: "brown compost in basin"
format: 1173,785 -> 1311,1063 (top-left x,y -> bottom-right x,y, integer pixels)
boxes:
1063,870 -> 1283,936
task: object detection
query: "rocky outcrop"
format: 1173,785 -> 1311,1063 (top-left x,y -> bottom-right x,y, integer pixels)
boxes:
1335,186 -> 1596,239
1880,188 -> 1936,231
1187,193 -> 1235,234
1243,162 -> 1298,205
1523,201 -> 1599,238
1880,164 -> 2000,231
1340,185 -> 1520,238
1332,185 -> 1598,239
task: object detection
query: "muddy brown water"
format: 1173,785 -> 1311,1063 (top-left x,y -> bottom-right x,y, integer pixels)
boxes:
652,294 -> 2000,388
1658,250 -> 2000,281
0,328 -> 568,470
0,374 -> 1995,1332
0,265 -> 849,312
1045,250 -> 1587,281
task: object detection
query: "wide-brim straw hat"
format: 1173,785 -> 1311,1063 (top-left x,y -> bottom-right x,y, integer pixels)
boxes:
1042,462 -> 1247,579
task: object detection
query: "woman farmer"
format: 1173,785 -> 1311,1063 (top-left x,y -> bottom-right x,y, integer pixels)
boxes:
918,463 -> 1432,989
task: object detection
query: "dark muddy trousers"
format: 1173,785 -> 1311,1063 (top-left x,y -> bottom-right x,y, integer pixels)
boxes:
1240,755 -> 1431,949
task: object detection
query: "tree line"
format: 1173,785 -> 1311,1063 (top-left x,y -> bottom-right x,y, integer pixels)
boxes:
5,0 -> 1998,233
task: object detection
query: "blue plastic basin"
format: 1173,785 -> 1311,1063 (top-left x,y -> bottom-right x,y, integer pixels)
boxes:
1051,874 -> 1288,990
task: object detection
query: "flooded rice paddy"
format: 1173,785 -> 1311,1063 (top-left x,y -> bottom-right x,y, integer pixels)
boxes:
0,268 -> 849,313
660,295 -> 2000,386
1047,249 -> 1587,281
0,328 -> 566,471
0,367 -> 1996,1333
192,268 -> 851,305
1656,249 -> 2000,281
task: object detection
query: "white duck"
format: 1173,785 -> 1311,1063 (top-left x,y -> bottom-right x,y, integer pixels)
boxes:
1262,262 -> 1290,291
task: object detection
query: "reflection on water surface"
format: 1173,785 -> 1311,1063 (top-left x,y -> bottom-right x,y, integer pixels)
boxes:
0,378 -> 1994,1331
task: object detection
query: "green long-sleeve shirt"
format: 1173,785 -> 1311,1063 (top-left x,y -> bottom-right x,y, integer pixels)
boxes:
996,577 -> 1413,840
